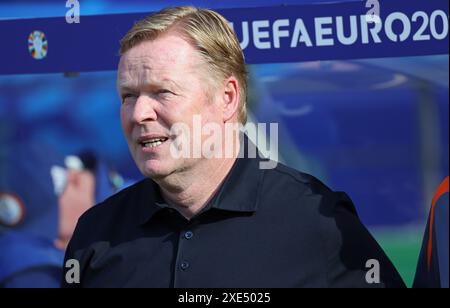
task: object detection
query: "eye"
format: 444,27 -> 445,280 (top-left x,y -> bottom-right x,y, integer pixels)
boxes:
153,89 -> 176,101
156,89 -> 173,95
121,93 -> 137,104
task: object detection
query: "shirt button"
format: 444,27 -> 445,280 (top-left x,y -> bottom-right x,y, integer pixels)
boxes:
180,261 -> 190,271
184,231 -> 194,240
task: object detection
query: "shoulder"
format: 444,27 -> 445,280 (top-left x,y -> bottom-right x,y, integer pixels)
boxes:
260,163 -> 405,287
260,161 -> 356,216
257,161 -> 361,257
255,161 -> 359,250
266,162 -> 330,193
68,178 -> 149,245
82,178 -> 147,217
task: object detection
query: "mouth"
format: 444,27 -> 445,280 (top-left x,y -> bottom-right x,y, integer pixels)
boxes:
138,136 -> 169,149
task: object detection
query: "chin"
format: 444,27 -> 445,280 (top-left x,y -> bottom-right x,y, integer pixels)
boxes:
139,160 -> 173,179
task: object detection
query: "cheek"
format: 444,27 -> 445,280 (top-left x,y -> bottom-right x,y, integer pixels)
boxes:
201,99 -> 222,123
120,106 -> 132,134
157,103 -> 186,129
182,95 -> 213,121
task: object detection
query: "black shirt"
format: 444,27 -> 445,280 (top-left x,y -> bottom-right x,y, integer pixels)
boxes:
62,140 -> 405,288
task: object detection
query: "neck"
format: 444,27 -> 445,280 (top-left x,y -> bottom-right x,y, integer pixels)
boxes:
156,138 -> 240,220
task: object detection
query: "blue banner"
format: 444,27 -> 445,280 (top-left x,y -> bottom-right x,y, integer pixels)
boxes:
0,0 -> 448,75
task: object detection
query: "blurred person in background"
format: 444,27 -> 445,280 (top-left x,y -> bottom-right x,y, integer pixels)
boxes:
0,142 -> 131,288
413,177 -> 449,288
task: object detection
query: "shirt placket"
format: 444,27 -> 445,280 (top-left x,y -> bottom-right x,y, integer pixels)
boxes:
173,218 -> 199,288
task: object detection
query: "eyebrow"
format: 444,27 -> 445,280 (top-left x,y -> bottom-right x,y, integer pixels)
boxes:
117,85 -> 137,96
117,78 -> 181,93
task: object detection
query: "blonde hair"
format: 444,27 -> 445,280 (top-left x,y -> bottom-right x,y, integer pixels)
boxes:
120,6 -> 248,124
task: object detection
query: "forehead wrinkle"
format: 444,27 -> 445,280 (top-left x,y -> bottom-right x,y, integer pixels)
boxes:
117,35 -> 208,92
118,61 -> 159,91
119,60 -> 200,92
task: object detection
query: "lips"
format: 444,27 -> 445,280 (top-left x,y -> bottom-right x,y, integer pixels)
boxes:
138,135 -> 169,149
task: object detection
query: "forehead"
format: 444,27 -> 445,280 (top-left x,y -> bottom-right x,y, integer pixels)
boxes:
117,33 -> 202,84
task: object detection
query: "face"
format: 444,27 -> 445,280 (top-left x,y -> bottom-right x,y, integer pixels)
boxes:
56,170 -> 95,249
117,33 -> 223,179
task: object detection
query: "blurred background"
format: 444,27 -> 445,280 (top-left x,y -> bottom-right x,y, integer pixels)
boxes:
0,0 -> 448,287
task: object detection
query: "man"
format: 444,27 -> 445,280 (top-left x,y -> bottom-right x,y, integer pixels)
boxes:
62,6 -> 405,288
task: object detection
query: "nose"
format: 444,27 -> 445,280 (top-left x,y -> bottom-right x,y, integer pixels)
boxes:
132,95 -> 157,124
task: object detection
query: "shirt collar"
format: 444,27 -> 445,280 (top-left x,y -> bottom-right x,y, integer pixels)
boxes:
134,177 -> 164,225
209,139 -> 263,213
137,134 -> 265,225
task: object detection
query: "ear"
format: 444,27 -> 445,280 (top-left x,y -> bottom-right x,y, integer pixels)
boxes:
222,76 -> 240,123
